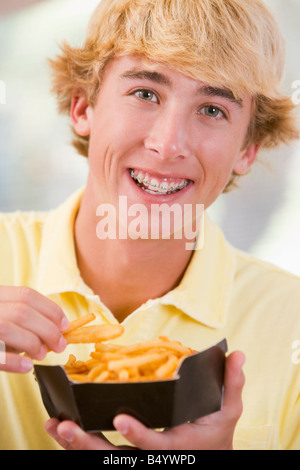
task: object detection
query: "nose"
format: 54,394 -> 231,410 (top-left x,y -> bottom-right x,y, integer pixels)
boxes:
144,106 -> 192,161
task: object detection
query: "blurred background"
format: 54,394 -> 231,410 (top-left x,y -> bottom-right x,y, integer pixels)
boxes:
0,0 -> 299,275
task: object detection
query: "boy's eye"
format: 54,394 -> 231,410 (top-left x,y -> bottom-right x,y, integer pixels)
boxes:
134,89 -> 158,102
199,105 -> 226,119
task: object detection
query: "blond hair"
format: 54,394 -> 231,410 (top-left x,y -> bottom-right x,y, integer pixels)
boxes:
49,0 -> 299,189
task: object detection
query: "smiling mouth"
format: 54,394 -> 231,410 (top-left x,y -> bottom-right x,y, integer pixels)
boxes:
129,169 -> 192,195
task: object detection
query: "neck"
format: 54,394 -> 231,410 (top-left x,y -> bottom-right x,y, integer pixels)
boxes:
74,190 -> 194,322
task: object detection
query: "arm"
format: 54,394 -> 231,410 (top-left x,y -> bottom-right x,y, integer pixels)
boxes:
45,351 -> 245,450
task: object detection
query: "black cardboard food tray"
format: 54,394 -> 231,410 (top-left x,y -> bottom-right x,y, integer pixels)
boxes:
34,339 -> 227,432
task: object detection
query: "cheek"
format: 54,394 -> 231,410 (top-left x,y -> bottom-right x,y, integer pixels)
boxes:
194,133 -> 244,202
198,128 -> 244,171
90,108 -> 144,157
87,111 -> 147,189
197,137 -> 231,174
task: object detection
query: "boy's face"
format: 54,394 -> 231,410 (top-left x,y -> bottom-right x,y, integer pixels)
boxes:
72,55 -> 258,215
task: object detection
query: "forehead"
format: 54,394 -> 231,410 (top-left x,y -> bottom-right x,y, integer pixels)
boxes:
101,55 -> 249,108
103,55 -> 188,82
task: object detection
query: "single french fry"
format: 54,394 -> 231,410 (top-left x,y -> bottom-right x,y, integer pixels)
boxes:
84,358 -> 103,370
117,338 -> 193,356
118,369 -> 130,381
94,370 -> 111,382
87,363 -> 107,381
155,354 -> 180,379
64,354 -> 90,374
68,373 -> 90,383
114,340 -> 160,355
90,351 -> 126,362
65,366 -> 88,374
64,354 -> 77,368
64,324 -> 124,344
126,366 -> 140,381
63,313 -> 96,335
107,352 -> 168,371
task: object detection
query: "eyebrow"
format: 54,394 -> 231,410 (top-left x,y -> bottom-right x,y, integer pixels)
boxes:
120,69 -> 172,86
200,85 -> 243,108
121,69 -> 243,107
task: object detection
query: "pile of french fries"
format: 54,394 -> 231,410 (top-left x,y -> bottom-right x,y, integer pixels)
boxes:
62,313 -> 195,383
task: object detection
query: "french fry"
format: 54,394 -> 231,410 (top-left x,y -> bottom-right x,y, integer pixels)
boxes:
67,373 -> 90,383
116,338 -> 193,356
94,370 -> 111,383
87,363 -> 107,381
155,354 -> 180,379
61,312 -> 195,383
62,312 -> 124,344
64,353 -> 77,368
107,352 -> 168,371
63,313 -> 96,335
118,369 -> 129,381
27,315 -> 98,357
64,324 -> 124,344
63,333 -> 195,383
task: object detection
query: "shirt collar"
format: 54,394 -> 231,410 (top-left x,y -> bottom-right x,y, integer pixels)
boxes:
36,189 -> 236,329
159,214 -> 237,328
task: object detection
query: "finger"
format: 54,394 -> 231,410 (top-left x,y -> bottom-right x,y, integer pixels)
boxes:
113,414 -> 167,450
0,303 -> 67,354
45,418 -> 72,450
0,286 -> 69,331
0,351 -> 33,373
0,320 -> 48,360
113,352 -> 246,451
221,351 -> 245,421
46,419 -> 117,450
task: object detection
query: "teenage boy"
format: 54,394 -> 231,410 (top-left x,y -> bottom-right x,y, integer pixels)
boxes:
0,0 -> 299,450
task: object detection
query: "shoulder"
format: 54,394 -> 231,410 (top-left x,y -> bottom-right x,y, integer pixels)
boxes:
0,210 -> 52,285
0,209 -> 49,226
233,247 -> 300,321
0,210 -> 50,241
235,247 -> 300,287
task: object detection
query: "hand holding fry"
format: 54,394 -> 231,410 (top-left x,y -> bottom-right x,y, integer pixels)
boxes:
0,286 -> 69,373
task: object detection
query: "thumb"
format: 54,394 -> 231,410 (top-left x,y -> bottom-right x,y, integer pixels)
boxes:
221,351 -> 245,422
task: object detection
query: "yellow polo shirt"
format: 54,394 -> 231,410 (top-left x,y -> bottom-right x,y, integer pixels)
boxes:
0,188 -> 299,450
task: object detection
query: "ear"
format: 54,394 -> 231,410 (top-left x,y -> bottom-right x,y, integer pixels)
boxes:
233,142 -> 260,175
70,94 -> 92,137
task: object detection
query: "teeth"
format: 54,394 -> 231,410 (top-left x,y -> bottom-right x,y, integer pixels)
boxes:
137,173 -> 144,183
129,169 -> 189,194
